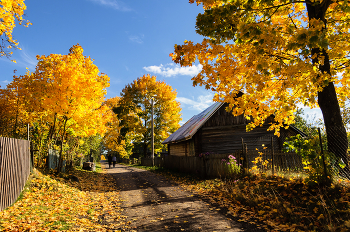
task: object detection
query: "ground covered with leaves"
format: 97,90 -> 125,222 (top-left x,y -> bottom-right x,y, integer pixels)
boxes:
0,166 -> 126,231
134,165 -> 350,232
2,163 -> 350,232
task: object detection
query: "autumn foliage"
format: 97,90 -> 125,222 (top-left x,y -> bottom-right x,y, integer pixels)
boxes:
173,0 -> 347,131
116,74 -> 181,156
0,44 -> 110,169
0,168 -> 126,231
0,0 -> 31,58
103,96 -> 134,158
171,0 -> 350,174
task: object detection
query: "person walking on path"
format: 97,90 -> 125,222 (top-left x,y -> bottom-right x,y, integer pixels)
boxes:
108,155 -> 112,168
112,156 -> 117,167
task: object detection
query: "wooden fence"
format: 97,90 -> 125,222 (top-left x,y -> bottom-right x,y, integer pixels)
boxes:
0,137 -> 30,211
141,150 -> 302,178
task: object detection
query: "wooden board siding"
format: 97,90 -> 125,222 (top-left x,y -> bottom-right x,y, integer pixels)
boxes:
203,103 -> 247,127
201,124 -> 281,154
169,140 -> 195,156
167,102 -> 303,157
0,137 -> 30,211
203,103 -> 275,128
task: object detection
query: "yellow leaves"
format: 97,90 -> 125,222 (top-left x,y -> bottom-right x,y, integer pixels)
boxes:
174,0 -> 350,134
345,220 -> 350,228
115,74 -> 181,154
0,0 -> 30,57
258,210 -> 265,215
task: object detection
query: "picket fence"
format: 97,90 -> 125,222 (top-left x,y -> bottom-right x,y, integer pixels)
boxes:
0,137 -> 30,211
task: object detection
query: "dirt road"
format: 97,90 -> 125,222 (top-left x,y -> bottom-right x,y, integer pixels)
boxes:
102,162 -> 264,232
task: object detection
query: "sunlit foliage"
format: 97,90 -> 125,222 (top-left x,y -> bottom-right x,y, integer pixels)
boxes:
0,0 -> 31,58
171,0 -> 350,133
103,96 -> 134,158
116,74 -> 181,156
0,44 -> 110,169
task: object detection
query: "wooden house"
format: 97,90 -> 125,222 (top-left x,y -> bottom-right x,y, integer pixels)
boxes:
163,102 -> 305,157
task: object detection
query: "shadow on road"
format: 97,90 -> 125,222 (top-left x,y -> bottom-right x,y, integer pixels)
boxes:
104,162 -> 266,232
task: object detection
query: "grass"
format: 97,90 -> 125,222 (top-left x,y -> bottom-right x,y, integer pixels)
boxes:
128,163 -> 350,232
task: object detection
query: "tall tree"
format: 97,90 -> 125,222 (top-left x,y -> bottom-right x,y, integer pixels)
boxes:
116,74 -> 181,156
171,0 -> 350,175
103,96 -> 134,158
0,0 -> 31,59
3,44 -> 110,170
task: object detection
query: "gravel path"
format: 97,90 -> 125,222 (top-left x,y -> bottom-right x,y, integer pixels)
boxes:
102,162 -> 264,232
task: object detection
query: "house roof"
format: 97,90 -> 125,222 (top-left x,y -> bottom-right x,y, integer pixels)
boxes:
162,102 -> 224,144
163,101 -> 308,144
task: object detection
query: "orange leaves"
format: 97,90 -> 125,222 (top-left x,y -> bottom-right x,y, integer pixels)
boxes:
117,74 -> 181,154
17,44 -> 109,137
155,168 -> 350,231
173,0 -> 350,135
0,168 -> 125,231
0,0 -> 31,58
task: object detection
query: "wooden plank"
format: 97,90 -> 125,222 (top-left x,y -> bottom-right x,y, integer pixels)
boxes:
0,137 -> 31,211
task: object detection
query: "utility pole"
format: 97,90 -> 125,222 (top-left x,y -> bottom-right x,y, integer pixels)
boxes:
151,97 -> 154,166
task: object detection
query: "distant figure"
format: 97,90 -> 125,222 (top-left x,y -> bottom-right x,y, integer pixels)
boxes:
112,156 -> 117,167
108,155 -> 112,168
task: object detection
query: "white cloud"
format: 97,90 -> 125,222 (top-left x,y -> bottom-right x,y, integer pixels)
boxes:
143,63 -> 202,77
0,47 -> 37,71
129,35 -> 144,44
19,49 -> 37,71
89,0 -> 131,11
177,93 -> 213,112
1,80 -> 10,88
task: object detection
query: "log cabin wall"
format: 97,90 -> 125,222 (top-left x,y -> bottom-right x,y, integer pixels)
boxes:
200,103 -> 287,154
201,124 -> 280,154
167,103 -> 303,156
169,139 -> 195,156
203,103 -> 248,127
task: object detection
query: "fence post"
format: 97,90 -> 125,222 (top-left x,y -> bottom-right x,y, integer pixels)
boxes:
271,136 -> 275,175
244,143 -> 248,174
242,138 -> 248,174
318,127 -> 328,178
27,124 -> 34,173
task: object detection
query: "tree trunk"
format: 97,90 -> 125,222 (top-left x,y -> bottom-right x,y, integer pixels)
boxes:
46,113 -> 57,169
143,141 -> 147,157
307,1 -> 349,178
57,117 -> 68,173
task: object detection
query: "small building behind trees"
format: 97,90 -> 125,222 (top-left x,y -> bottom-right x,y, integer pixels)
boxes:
163,102 -> 305,157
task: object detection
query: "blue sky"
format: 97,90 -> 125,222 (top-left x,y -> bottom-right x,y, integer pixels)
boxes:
0,0 -> 322,124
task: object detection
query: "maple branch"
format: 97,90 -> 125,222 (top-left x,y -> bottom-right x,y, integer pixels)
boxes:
334,60 -> 350,70
250,1 -> 306,12
288,14 -> 298,29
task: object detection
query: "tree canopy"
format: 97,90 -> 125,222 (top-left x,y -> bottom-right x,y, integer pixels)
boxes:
103,96 -> 134,158
0,44 -> 110,169
171,0 -> 350,174
116,74 -> 182,156
0,0 -> 31,58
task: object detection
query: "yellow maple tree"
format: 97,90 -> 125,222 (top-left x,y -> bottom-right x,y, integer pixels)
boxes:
116,74 -> 182,156
0,0 -> 31,58
103,96 -> 133,158
171,0 -> 350,174
2,44 -> 110,169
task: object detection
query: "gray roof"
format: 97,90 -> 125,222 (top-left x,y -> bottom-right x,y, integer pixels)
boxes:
163,101 -> 307,144
162,102 -> 224,144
